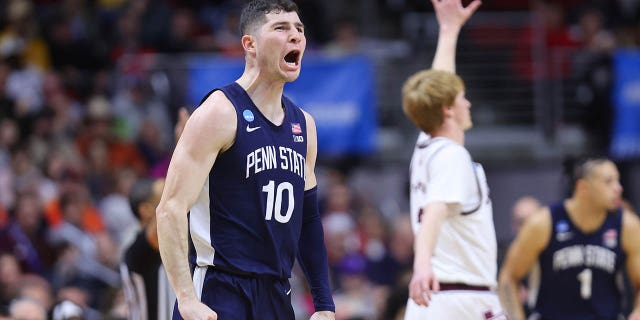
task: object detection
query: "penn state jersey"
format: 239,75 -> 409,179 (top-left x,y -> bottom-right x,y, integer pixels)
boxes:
188,82 -> 308,279
533,202 -> 625,320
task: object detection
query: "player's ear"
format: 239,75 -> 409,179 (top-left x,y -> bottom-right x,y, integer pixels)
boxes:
575,178 -> 588,194
242,35 -> 256,54
442,104 -> 454,118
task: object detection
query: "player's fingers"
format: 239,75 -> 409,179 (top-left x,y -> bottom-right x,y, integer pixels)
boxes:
422,290 -> 432,306
410,282 -> 426,306
418,280 -> 431,304
432,279 -> 440,293
465,0 -> 482,15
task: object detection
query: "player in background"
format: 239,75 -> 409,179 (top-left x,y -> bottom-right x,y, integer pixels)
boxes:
499,158 -> 640,320
402,0 -> 506,318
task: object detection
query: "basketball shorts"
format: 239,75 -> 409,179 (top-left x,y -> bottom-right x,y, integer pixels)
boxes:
172,265 -> 295,320
404,289 -> 506,320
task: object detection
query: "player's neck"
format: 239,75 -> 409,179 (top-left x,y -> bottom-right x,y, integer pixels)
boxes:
431,124 -> 465,145
237,71 -> 286,124
565,198 -> 608,233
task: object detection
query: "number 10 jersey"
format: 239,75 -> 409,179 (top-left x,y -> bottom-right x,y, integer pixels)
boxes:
188,82 -> 308,279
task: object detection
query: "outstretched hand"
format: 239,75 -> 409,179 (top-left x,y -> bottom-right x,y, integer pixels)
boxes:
431,0 -> 481,31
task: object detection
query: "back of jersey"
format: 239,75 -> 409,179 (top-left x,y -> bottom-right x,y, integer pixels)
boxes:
188,83 -> 308,279
534,202 -> 624,320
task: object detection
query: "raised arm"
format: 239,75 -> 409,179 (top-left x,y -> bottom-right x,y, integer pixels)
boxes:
498,208 -> 552,320
156,92 -> 236,320
430,0 -> 481,73
622,210 -> 640,320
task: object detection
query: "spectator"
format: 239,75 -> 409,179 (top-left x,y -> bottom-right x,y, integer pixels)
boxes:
9,297 -> 47,320
0,0 -> 51,71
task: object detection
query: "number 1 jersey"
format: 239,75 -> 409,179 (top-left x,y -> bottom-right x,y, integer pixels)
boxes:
533,201 -> 625,319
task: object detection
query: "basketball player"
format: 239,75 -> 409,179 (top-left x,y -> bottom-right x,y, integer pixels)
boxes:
499,158 -> 640,320
156,1 -> 335,319
402,0 -> 506,319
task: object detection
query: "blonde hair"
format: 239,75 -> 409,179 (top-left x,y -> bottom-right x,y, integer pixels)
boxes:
402,69 -> 464,134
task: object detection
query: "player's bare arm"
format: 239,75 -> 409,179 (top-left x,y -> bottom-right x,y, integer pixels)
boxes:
303,111 -> 318,191
622,209 -> 640,320
156,91 -> 237,320
498,208 -> 551,320
430,0 -> 481,73
409,202 -> 456,306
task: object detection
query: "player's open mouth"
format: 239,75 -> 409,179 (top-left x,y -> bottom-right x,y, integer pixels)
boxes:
284,50 -> 300,67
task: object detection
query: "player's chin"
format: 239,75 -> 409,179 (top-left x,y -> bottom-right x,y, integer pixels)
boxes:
610,198 -> 623,210
283,71 -> 301,82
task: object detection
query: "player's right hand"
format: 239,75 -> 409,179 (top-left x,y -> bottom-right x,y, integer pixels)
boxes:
431,0 -> 481,30
178,298 -> 218,320
409,266 -> 440,307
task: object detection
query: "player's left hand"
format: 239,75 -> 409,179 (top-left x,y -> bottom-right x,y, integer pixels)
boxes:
309,311 -> 335,320
629,309 -> 640,320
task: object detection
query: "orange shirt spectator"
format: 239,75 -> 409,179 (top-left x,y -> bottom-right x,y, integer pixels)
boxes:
43,197 -> 104,234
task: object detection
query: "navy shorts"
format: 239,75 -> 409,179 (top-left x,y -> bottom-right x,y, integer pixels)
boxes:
172,266 -> 295,320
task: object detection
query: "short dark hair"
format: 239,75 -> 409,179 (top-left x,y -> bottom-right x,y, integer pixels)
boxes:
563,156 -> 611,194
128,178 -> 155,220
239,0 -> 299,35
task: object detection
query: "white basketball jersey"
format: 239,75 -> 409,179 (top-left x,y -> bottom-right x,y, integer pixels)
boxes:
409,133 -> 497,287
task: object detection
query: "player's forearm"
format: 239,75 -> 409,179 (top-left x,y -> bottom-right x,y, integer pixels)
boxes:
157,202 -> 196,303
298,187 -> 335,312
413,223 -> 436,271
498,273 -> 526,320
431,27 -> 461,73
413,204 -> 447,271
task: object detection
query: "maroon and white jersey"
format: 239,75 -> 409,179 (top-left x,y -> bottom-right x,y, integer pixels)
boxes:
409,133 -> 497,287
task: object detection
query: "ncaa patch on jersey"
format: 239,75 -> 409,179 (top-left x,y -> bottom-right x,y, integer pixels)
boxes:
603,229 -> 617,248
243,109 -> 255,122
556,220 -> 569,232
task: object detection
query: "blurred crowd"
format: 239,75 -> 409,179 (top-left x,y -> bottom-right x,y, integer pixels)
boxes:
0,0 -> 639,319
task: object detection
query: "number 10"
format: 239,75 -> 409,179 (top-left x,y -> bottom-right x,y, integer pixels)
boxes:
262,180 -> 294,223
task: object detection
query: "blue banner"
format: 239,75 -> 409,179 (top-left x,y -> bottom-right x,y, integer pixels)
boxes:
186,55 -> 377,156
611,51 -> 640,159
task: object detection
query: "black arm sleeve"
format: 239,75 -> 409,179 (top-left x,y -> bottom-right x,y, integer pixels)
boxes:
297,187 -> 335,312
